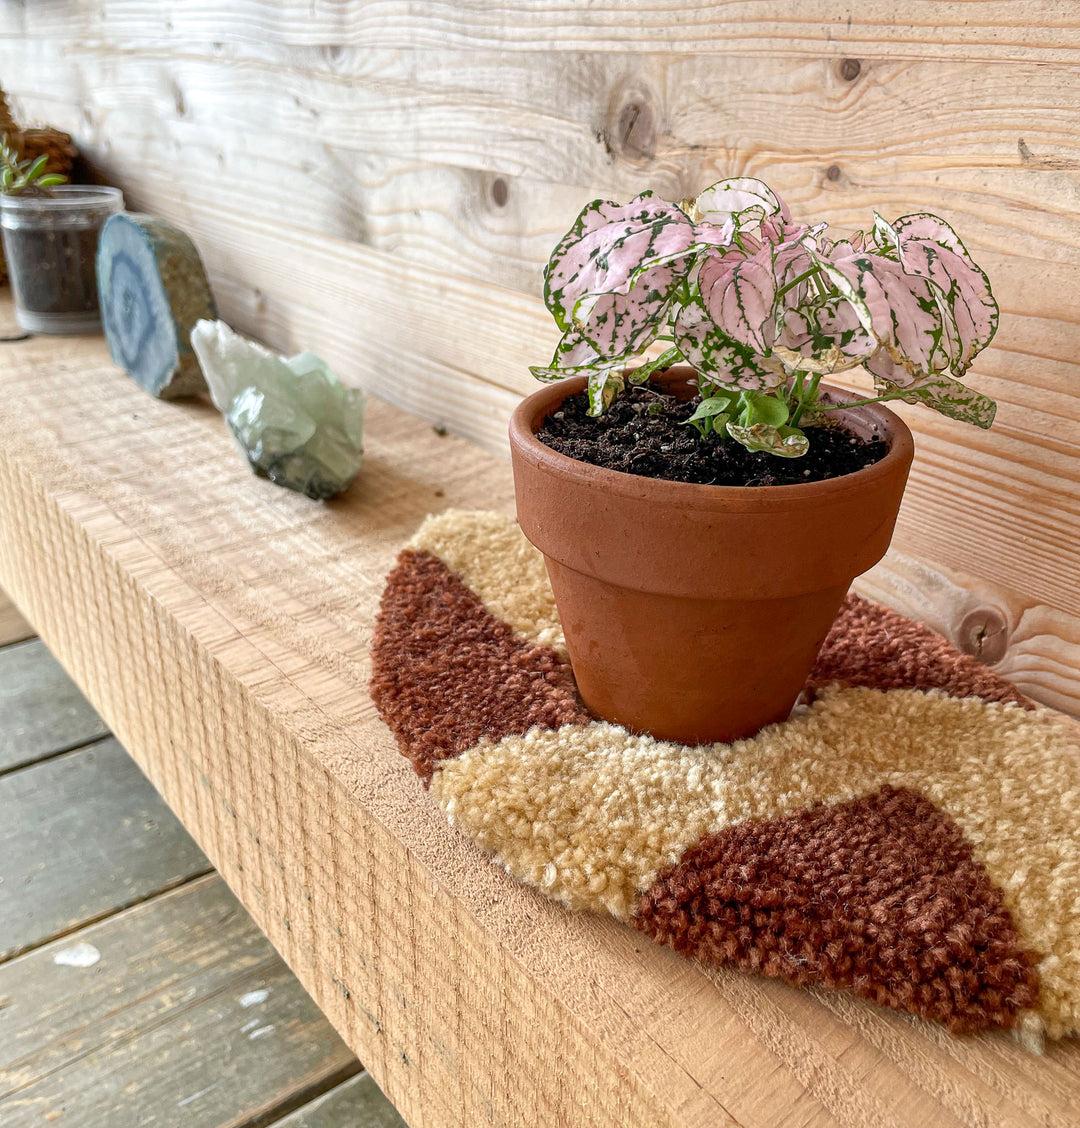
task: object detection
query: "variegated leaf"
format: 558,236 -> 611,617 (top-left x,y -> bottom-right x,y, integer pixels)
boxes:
871,212 -> 899,256
875,370 -> 997,429
693,177 -> 789,230
698,248 -> 776,354
587,368 -> 625,416
528,326 -> 606,382
577,261 -> 683,358
674,300 -> 782,390
543,192 -> 697,330
821,251 -> 958,385
692,219 -> 738,249
776,298 -> 875,371
727,422 -> 809,458
624,345 -> 683,385
804,247 -> 876,340
892,213 -> 999,369
771,343 -> 865,376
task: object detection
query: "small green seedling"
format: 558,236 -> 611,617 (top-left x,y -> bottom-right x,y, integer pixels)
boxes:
0,134 -> 68,195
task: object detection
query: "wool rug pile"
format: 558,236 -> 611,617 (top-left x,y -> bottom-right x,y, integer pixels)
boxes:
371,509 -> 1079,1045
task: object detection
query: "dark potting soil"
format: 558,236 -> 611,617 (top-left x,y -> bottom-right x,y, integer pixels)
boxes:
3,226 -> 101,316
536,383 -> 888,487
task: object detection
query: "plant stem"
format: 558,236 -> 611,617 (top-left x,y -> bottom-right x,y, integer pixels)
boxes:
775,265 -> 823,299
788,371 -> 822,427
810,390 -> 910,411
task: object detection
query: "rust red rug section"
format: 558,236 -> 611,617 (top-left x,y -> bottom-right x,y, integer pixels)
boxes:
371,549 -> 586,782
635,785 -> 1039,1033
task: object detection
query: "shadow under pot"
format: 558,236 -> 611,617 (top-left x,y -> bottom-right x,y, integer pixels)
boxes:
509,371 -> 915,747
1,185 -> 124,335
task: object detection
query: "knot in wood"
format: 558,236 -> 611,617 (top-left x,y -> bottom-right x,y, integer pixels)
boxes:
839,58 -> 862,82
490,177 -> 509,208
826,164 -> 843,182
957,608 -> 1009,665
604,82 -> 659,162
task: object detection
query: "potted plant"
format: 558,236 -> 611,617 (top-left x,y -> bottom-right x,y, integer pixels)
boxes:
0,136 -> 123,334
509,177 -> 998,745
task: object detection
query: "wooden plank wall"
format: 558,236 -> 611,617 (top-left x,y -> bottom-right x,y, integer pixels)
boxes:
1,2 -> 1078,712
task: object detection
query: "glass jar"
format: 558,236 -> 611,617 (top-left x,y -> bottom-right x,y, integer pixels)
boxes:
1,185 -> 124,334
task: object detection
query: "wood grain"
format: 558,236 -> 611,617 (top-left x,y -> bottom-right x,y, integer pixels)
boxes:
0,587 -> 33,648
9,45 -> 1080,259
0,737 -> 211,960
0,874 -> 361,1127
0,326 -> 1077,1128
0,638 -> 109,771
3,2 -> 1080,62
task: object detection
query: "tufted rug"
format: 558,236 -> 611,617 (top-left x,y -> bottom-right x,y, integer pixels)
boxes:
371,509 -> 1080,1047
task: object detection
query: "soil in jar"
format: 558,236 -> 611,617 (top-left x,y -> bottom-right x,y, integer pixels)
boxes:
536,381 -> 888,487
4,225 -> 101,316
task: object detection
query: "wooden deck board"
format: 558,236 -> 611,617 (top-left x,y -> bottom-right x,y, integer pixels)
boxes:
0,874 -> 361,1128
0,737 -> 211,960
0,637 -> 109,772
0,320 -> 1077,1126
272,1074 -> 409,1128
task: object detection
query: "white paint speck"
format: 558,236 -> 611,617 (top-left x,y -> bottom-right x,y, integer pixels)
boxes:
177,1083 -> 218,1107
240,1018 -> 260,1033
53,943 -> 100,968
239,988 -> 270,1008
248,1024 -> 275,1040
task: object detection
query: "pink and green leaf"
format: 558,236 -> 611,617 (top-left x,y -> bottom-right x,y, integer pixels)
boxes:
543,192 -> 698,330
693,178 -> 790,230
674,300 -> 782,390
577,261 -> 684,358
698,248 -> 776,354
820,250 -> 959,384
889,213 -> 999,369
528,328 -> 607,382
873,369 -> 997,428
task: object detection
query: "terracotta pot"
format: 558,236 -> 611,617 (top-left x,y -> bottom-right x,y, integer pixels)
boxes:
508,371 -> 914,745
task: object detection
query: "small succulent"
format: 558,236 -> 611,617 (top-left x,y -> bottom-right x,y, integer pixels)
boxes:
532,177 -> 999,457
0,134 -> 68,195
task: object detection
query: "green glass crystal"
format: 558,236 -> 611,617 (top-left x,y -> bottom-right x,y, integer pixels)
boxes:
191,320 -> 365,500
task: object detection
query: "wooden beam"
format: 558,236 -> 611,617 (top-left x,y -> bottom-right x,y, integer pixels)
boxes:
273,1074 -> 408,1128
3,1 -> 1080,63
1,325 -> 1077,1127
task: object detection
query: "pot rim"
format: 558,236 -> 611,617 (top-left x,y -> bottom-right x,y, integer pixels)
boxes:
0,185 -> 124,211
509,371 -> 915,507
